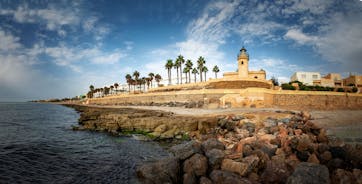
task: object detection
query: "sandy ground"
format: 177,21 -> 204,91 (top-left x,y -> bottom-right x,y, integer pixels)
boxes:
77,104 -> 362,143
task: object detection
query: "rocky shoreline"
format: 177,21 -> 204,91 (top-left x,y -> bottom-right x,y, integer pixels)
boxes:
64,104 -> 361,184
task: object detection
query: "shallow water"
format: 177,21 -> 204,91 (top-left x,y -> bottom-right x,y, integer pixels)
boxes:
0,102 -> 170,184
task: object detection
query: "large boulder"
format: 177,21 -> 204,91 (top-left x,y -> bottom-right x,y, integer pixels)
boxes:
170,140 -> 202,160
286,162 -> 330,184
137,156 -> 180,184
183,172 -> 197,184
201,138 -> 225,153
205,148 -> 225,169
183,153 -> 208,176
261,159 -> 292,183
221,156 -> 258,177
209,170 -> 252,184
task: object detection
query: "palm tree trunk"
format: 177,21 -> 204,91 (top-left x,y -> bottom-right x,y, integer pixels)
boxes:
194,74 -> 196,83
180,66 -> 182,84
204,72 -> 206,81
189,72 -> 191,83
176,68 -> 179,85
215,72 -> 217,79
199,69 -> 203,82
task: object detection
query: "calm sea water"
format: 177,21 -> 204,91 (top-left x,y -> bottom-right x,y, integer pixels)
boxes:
0,102 -> 170,184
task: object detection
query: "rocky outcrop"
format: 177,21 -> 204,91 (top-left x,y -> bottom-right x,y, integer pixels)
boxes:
67,105 -> 218,140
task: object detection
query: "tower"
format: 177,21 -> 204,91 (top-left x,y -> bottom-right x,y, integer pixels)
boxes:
238,47 -> 249,78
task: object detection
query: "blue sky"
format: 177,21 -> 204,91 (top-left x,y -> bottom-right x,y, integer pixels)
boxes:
0,0 -> 361,101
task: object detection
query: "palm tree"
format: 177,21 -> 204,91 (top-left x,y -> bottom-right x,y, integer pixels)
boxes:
148,73 -> 154,88
114,83 -> 119,94
202,66 -> 208,81
174,58 -> 181,85
197,56 -> 205,82
146,77 -> 151,89
165,59 -> 173,85
133,71 -> 140,91
185,59 -> 193,83
125,74 -> 132,92
192,68 -> 199,83
212,65 -> 220,79
176,55 -> 185,84
183,67 -> 190,84
155,74 -> 162,87
89,85 -> 95,92
89,85 -> 95,98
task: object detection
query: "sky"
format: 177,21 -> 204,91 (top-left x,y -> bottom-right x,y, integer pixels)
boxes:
0,0 -> 362,101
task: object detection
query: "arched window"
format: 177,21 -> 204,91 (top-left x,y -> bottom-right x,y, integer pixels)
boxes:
241,61 -> 244,65
254,76 -> 258,79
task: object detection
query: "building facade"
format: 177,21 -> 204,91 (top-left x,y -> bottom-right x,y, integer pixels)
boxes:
343,75 -> 362,87
290,72 -> 321,85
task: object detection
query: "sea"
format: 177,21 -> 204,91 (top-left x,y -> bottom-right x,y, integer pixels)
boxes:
0,102 -> 170,184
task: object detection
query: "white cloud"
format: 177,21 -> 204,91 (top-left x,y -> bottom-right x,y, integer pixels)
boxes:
91,52 -> 126,64
284,29 -> 316,44
0,29 -> 21,51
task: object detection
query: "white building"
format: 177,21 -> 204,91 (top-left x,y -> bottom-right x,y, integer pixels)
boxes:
290,72 -> 321,85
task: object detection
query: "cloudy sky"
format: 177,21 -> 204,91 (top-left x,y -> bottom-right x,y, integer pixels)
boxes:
1,0 -> 361,101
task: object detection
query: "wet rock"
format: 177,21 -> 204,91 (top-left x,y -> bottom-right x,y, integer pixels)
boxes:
209,170 -> 252,184
137,156 -> 180,184
261,160 -> 292,184
170,140 -> 202,160
201,138 -> 225,153
183,153 -> 208,176
286,162 -> 330,184
183,172 -> 197,184
199,176 -> 213,184
205,149 -> 225,170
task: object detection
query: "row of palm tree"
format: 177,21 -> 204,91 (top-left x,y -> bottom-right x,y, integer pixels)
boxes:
87,83 -> 120,98
165,55 -> 220,85
125,71 -> 162,92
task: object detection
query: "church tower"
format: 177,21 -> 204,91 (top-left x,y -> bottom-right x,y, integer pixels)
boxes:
238,47 -> 249,78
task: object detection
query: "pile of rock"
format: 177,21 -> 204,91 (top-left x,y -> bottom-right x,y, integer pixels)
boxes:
137,111 -> 362,184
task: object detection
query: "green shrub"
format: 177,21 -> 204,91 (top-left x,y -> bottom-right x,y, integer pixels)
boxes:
281,83 -> 296,90
337,88 -> 344,92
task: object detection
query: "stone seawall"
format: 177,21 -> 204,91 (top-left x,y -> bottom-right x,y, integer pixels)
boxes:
86,88 -> 362,110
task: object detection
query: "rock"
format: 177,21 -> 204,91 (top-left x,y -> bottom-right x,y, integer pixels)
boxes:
318,143 -> 330,153
258,134 -> 276,144
261,159 -> 292,184
242,122 -> 256,134
232,115 -> 245,121
170,140 -> 202,160
286,162 -> 330,184
285,154 -> 300,170
320,151 -> 332,163
183,153 -> 208,176
353,169 -> 362,184
296,134 -> 312,152
294,129 -> 303,136
154,124 -> 167,133
301,111 -> 311,121
183,172 -> 197,184
199,176 -> 213,184
327,158 -> 347,170
201,138 -> 225,153
205,149 -> 225,169
137,156 -> 180,184
242,144 -> 253,157
160,126 -> 177,139
317,129 -> 329,143
330,146 -> 347,159
221,159 -> 248,176
209,170 -> 252,184
307,153 -> 320,164
296,150 -> 310,162
331,169 -> 355,184
264,118 -> 278,127
221,155 -> 259,177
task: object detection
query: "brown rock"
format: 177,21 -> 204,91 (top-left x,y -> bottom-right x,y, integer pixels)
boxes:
317,129 -> 329,143
320,151 -> 332,163
199,176 -> 213,184
301,111 -> 311,121
296,134 -> 312,152
170,140 -> 202,160
242,155 -> 260,174
243,144 -> 253,157
352,169 -> 362,184
205,148 -> 225,170
286,154 -> 300,170
201,138 -> 225,153
221,159 -> 248,176
307,153 -> 320,164
183,153 -> 208,176
183,172 -> 197,184
258,134 -> 276,144
331,169 -> 354,184
286,162 -> 330,184
318,143 -> 330,153
248,172 -> 259,183
261,160 -> 292,184
137,156 -> 180,184
294,129 -> 303,136
209,170 -> 252,184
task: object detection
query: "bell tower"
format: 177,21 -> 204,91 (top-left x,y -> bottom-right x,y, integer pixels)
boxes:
238,47 -> 249,78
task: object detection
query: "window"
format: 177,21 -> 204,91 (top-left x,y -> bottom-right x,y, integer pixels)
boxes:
301,74 -> 306,79
312,75 -> 318,79
254,76 -> 258,79
241,61 -> 244,65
